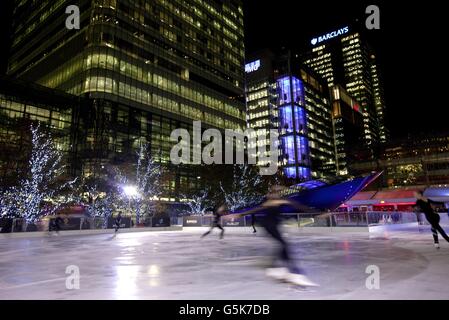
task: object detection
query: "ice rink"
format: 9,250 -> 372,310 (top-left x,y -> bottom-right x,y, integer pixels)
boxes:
1,225 -> 449,300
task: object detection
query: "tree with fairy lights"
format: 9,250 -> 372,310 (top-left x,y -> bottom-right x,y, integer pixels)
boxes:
0,124 -> 76,223
134,143 -> 161,224
220,164 -> 264,212
112,143 -> 161,225
181,188 -> 211,216
83,183 -> 113,225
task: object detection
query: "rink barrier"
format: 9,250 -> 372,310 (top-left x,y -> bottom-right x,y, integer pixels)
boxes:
180,211 -> 427,232
182,211 -> 420,228
182,215 -> 252,227
0,216 -> 180,234
0,212 -> 437,235
0,226 -> 183,239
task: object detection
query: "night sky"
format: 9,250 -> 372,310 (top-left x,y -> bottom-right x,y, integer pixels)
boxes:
243,0 -> 447,139
0,1 -> 446,139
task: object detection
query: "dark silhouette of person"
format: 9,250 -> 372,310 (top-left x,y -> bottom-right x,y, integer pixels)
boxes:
201,204 -> 226,239
49,215 -> 63,235
251,213 -> 257,233
238,186 -> 319,287
414,191 -> 449,249
114,213 -> 122,234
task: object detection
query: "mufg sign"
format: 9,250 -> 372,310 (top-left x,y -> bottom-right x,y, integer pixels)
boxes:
310,26 -> 349,46
245,60 -> 261,73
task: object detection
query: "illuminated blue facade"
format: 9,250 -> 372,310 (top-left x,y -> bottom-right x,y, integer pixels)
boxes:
277,76 -> 311,180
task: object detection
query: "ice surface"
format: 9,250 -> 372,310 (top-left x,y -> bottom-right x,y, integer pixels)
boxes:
1,225 -> 449,300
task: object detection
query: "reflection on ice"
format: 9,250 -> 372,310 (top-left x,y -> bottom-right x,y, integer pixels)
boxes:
115,265 -> 141,299
147,265 -> 159,276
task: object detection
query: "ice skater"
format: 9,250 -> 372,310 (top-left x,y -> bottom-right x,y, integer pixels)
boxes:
49,215 -> 63,235
414,190 -> 449,249
250,213 -> 257,233
237,186 -> 318,287
114,213 -> 122,234
201,204 -> 226,239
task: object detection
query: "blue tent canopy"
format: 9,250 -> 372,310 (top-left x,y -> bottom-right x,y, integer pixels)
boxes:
232,172 -> 382,215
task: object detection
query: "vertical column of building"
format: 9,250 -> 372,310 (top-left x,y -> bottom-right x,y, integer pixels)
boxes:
245,79 -> 275,166
276,75 -> 311,181
300,68 -> 336,178
341,33 -> 377,149
370,55 -> 388,143
330,85 -> 365,175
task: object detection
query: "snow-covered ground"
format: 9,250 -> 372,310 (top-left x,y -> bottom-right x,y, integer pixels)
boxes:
1,224 -> 449,300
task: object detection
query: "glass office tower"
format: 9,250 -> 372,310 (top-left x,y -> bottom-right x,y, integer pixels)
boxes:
370,56 -> 388,143
0,77 -> 86,184
245,49 -> 334,180
7,0 -> 246,199
300,69 -> 336,177
303,27 -> 388,150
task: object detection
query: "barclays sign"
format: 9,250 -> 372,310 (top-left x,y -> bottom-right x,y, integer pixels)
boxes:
245,60 -> 261,73
310,26 -> 349,46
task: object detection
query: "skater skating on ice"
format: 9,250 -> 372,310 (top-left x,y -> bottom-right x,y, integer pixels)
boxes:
237,185 -> 319,287
201,204 -> 226,239
114,213 -> 122,235
251,213 -> 257,233
414,190 -> 449,249
49,214 -> 63,235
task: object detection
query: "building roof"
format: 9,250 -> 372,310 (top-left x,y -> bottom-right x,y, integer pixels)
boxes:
424,187 -> 449,203
347,186 -> 449,206
351,191 -> 376,200
373,189 -> 419,200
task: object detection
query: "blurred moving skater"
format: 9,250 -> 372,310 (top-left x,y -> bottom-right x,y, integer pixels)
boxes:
239,186 -> 318,287
49,215 -> 63,235
114,213 -> 122,234
251,213 -> 257,233
414,191 -> 449,249
201,204 -> 226,239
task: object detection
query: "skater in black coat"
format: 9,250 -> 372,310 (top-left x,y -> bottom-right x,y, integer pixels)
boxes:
114,213 -> 122,234
237,186 -> 319,287
201,204 -> 226,239
49,215 -> 63,235
414,190 -> 449,249
251,213 -> 257,233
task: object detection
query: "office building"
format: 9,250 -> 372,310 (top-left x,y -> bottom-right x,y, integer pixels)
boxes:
350,133 -> 449,188
0,76 -> 87,184
245,49 -> 336,180
330,84 -> 365,176
6,0 -> 246,199
303,25 -> 388,148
